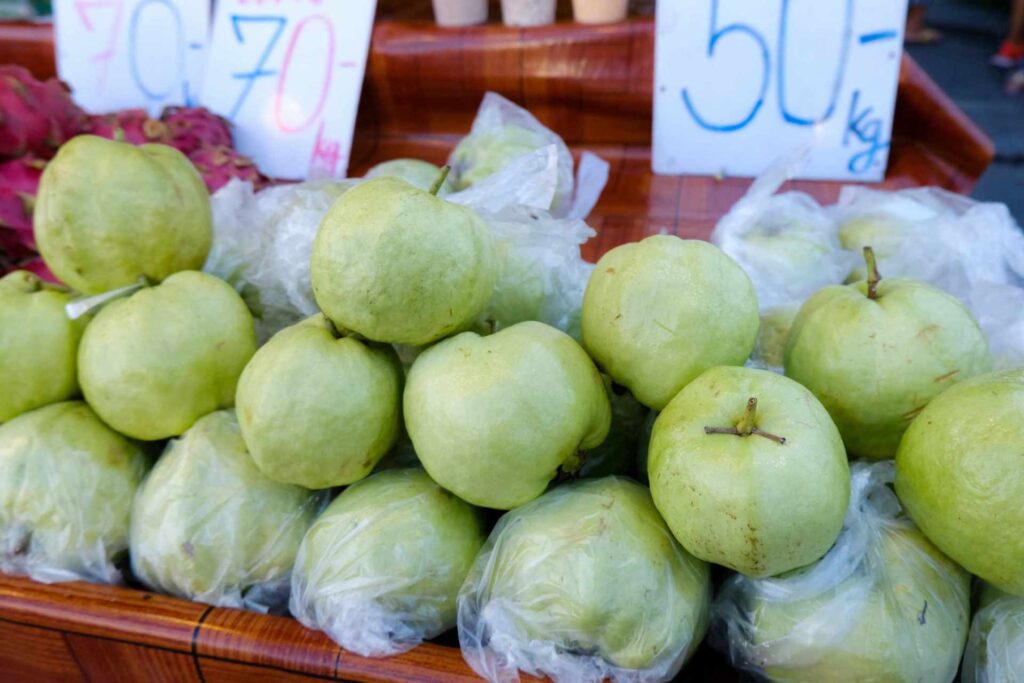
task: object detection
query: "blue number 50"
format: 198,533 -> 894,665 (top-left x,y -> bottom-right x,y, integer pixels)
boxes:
681,0 -> 770,132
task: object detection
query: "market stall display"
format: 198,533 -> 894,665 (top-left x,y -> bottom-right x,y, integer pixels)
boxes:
0,4 -> 1021,683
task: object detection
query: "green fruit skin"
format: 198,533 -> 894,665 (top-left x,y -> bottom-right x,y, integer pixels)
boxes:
78,271 -> 256,441
404,321 -> 611,510
461,477 -> 710,674
450,124 -> 549,190
34,136 -> 212,294
582,235 -> 760,410
363,159 -> 453,194
751,304 -> 799,371
838,216 -> 908,282
649,366 -> 849,578
785,278 -> 991,459
130,411 -> 317,604
236,314 -> 402,489
0,401 -> 148,580
576,376 -> 649,479
895,369 -> 1024,596
963,583 -> 1024,683
749,526 -> 970,682
292,469 -> 485,654
0,271 -> 87,422
311,177 -> 496,346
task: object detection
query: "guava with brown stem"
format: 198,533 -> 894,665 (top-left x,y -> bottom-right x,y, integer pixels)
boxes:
648,365 -> 849,577
785,247 -> 991,459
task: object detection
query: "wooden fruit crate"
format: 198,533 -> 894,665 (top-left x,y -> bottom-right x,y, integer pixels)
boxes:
0,6 -> 994,682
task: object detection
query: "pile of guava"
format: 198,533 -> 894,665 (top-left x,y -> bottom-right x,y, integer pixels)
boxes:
4,88 -> 1024,683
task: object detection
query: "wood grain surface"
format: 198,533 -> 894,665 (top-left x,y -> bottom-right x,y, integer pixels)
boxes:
0,7 -> 995,682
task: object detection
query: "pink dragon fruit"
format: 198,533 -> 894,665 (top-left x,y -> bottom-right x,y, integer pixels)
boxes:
161,106 -> 233,155
85,109 -> 171,145
0,66 -> 86,160
188,145 -> 268,193
0,155 -> 45,260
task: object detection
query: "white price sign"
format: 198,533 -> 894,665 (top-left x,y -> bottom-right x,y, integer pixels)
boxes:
199,0 -> 377,180
54,0 -> 210,114
653,0 -> 909,181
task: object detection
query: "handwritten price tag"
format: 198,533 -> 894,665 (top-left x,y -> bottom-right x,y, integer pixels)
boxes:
54,0 -> 210,114
653,0 -> 908,181
199,0 -> 377,180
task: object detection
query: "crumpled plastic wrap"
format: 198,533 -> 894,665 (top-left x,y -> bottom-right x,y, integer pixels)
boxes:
451,92 -> 589,217
711,154 -> 858,313
0,401 -> 149,585
290,468 -> 485,657
204,179 -> 356,342
130,410 -> 321,612
834,186 -> 1024,370
448,146 -> 599,340
711,461 -> 971,682
962,584 -> 1024,683
458,477 -> 710,683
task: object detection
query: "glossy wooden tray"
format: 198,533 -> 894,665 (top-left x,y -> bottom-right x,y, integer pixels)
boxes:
0,10 -> 994,683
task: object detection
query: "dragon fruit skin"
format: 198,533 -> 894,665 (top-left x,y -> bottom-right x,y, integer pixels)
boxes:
85,109 -> 170,146
188,145 -> 268,193
0,66 -> 85,160
161,106 -> 233,155
0,156 -> 45,259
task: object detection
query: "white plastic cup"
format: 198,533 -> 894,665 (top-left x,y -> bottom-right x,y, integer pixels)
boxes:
432,0 -> 488,27
572,0 -> 629,23
501,0 -> 557,27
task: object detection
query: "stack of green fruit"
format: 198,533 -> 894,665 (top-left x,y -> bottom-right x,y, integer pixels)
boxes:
1,121 -> 1022,683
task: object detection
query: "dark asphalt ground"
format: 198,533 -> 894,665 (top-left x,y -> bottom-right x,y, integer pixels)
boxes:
906,0 -> 1024,222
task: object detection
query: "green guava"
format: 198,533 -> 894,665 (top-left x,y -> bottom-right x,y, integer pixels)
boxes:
739,526 -> 970,682
291,468 -> 485,656
0,401 -> 148,582
895,369 -> 1024,596
712,461 -> 971,682
459,477 -> 710,680
130,410 -> 318,607
648,366 -> 849,577
582,235 -> 759,410
364,159 -> 453,194
838,215 -> 911,282
78,270 -> 256,441
311,177 -> 496,346
476,245 -> 546,332
236,314 -> 402,489
785,249 -> 991,459
963,583 -> 1024,683
34,136 -> 212,294
0,271 -> 87,422
450,124 -> 549,189
750,304 -> 799,371
404,320 -> 610,509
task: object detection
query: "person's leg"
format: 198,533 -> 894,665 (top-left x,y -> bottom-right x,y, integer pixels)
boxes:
993,0 -> 1024,67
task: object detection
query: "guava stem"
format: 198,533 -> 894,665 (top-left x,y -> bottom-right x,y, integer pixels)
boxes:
864,246 -> 882,300
704,396 -> 787,444
736,397 -> 757,435
429,165 -> 452,196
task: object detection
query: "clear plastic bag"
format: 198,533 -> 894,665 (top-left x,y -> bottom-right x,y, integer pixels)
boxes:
458,477 -> 710,683
449,92 -> 609,219
0,401 -> 149,585
711,155 -> 857,312
204,179 -> 356,342
834,186 -> 1024,370
130,410 -> 321,612
711,461 -> 971,682
290,468 -> 485,657
962,584 -> 1024,683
